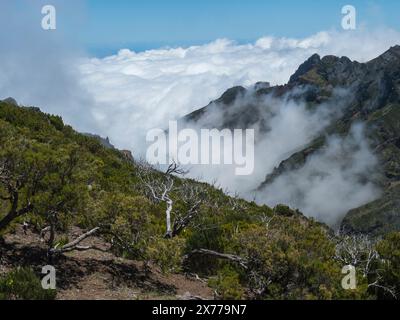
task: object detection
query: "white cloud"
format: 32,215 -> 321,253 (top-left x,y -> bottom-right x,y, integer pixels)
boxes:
177,86 -> 382,227
180,87 -> 349,195
78,27 -> 400,154
258,123 -> 381,226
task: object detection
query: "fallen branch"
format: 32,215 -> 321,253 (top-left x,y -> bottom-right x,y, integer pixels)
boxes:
186,249 -> 248,270
50,227 -> 100,254
60,245 -> 109,253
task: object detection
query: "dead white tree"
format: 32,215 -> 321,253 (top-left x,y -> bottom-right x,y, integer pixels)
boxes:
145,174 -> 175,238
139,161 -> 205,238
172,182 -> 207,237
334,234 -> 378,277
185,247 -> 272,297
260,212 -> 276,230
227,192 -> 248,212
334,233 -> 398,298
139,161 -> 180,238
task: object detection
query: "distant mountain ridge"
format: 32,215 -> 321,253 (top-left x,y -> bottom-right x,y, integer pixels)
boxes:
181,46 -> 400,236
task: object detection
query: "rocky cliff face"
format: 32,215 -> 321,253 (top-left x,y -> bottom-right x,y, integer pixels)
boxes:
182,46 -> 400,236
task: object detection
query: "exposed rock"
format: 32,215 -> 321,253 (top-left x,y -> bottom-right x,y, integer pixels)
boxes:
83,133 -> 115,150
254,81 -> 271,91
121,150 -> 134,162
289,53 -> 321,84
1,97 -> 18,106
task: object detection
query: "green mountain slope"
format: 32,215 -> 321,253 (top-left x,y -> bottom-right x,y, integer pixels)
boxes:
1,99 -> 399,299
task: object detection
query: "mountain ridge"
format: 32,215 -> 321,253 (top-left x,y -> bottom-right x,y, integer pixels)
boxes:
181,46 -> 400,236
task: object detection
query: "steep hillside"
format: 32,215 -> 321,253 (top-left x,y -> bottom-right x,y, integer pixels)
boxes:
1,99 -> 399,299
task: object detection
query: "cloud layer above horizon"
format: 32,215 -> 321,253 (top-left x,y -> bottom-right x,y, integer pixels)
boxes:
79,27 -> 400,153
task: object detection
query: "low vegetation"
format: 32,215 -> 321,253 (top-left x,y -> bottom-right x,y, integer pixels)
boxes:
0,100 -> 399,300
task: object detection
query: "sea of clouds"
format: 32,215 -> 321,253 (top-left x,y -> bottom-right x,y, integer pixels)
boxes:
78,27 -> 400,153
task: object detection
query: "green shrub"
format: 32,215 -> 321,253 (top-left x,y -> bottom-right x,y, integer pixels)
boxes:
274,204 -> 296,217
147,237 -> 186,273
0,267 -> 57,300
208,266 -> 245,300
374,232 -> 400,299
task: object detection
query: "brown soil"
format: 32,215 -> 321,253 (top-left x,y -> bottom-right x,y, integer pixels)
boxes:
0,225 -> 213,300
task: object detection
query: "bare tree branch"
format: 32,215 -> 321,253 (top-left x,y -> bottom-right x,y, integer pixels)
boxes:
334,234 -> 378,277
165,160 -> 188,176
50,227 -> 100,254
368,278 -> 397,299
186,249 -> 248,270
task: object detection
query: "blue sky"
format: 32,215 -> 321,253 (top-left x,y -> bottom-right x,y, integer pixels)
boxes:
76,0 -> 400,54
3,0 -> 400,54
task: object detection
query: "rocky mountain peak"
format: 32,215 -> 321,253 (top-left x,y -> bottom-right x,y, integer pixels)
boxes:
289,53 -> 321,84
216,86 -> 247,105
1,97 -> 18,106
368,45 -> 400,67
